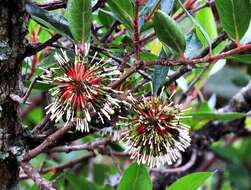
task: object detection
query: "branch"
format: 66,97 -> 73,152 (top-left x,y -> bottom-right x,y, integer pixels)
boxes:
143,43 -> 251,67
20,162 -> 56,190
90,45 -> 123,63
38,0 -> 67,10
9,76 -> 38,105
24,34 -> 61,58
38,0 -> 107,11
20,153 -> 95,180
133,0 -> 141,59
109,63 -> 141,89
23,122 -> 76,161
101,21 -> 119,43
47,136 -> 112,153
151,150 -> 197,173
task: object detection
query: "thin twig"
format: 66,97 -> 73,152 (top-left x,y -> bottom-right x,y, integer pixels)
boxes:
90,45 -> 123,63
101,21 -> 119,44
20,153 -> 95,180
179,64 -> 210,103
20,162 -> 56,190
24,34 -> 61,58
23,122 -> 76,161
143,43 -> 251,66
151,150 -> 197,173
109,63 -> 141,89
134,0 -> 141,59
9,76 -> 38,104
32,114 -> 51,134
48,137 -> 112,153
38,0 -> 107,12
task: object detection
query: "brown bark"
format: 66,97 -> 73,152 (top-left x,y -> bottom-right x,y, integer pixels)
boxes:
0,0 -> 27,189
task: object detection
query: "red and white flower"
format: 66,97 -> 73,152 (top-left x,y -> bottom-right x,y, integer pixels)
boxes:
120,96 -> 191,168
41,51 -> 121,132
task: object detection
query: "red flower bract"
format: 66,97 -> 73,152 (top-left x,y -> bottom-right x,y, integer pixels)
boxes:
57,64 -> 102,110
41,51 -> 122,132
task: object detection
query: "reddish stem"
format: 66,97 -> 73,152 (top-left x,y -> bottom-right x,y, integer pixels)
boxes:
134,0 -> 141,59
144,0 -> 161,22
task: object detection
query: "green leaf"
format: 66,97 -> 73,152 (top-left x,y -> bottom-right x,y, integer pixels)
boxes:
195,0 -> 218,46
140,21 -> 154,33
177,0 -> 212,51
153,10 -> 186,54
241,21 -> 251,44
107,0 -> 134,32
152,48 -> 171,95
67,0 -> 92,43
228,54 -> 251,64
66,173 -> 103,190
98,9 -> 114,29
139,51 -> 158,61
93,164 -> 111,185
186,112 -> 246,121
24,108 -> 43,125
117,163 -> 152,190
166,172 -> 213,190
114,0 -> 134,17
24,80 -> 54,91
66,173 -> 82,190
209,59 -> 226,76
25,3 -> 72,38
215,0 -> 251,40
185,33 -> 203,59
103,184 -> 114,190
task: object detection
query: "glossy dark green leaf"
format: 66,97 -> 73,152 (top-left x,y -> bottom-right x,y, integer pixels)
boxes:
166,172 -> 213,190
152,48 -> 171,95
67,0 -> 92,43
98,9 -> 114,29
153,10 -> 186,54
186,112 -> 246,121
215,0 -> 251,40
93,164 -> 111,185
24,80 -> 53,91
107,0 -> 134,32
117,163 -> 152,190
140,21 -> 154,33
66,173 -> 103,190
114,0 -> 134,17
228,54 -> 251,64
25,3 -> 72,38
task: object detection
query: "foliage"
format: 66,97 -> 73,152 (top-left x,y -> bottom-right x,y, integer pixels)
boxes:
19,0 -> 251,190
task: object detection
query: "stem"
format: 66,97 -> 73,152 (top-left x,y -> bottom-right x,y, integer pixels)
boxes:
134,0 -> 141,59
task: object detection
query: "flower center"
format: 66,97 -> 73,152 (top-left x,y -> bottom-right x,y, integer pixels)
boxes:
75,81 -> 84,95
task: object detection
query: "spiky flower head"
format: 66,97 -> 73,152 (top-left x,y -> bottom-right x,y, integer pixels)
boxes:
120,96 -> 191,168
41,51 -> 121,132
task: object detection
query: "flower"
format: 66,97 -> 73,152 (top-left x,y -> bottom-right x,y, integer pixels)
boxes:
120,96 -> 191,168
41,50 -> 121,132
